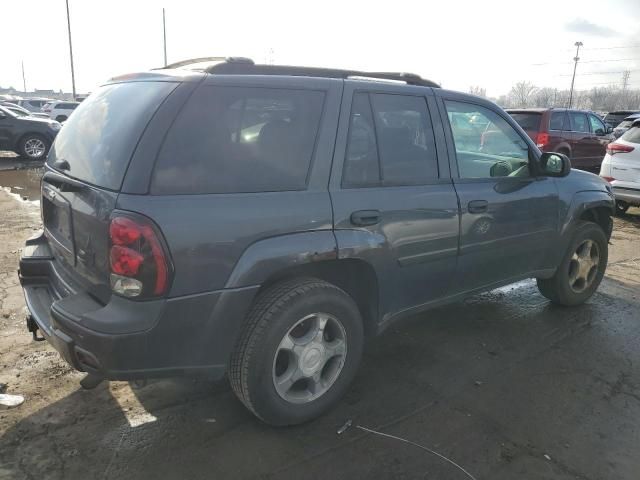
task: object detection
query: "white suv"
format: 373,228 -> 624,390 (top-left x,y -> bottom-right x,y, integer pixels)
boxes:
41,101 -> 80,122
600,120 -> 640,215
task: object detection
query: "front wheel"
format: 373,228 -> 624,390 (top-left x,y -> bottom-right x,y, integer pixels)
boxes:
18,134 -> 50,161
229,278 -> 363,425
537,221 -> 608,306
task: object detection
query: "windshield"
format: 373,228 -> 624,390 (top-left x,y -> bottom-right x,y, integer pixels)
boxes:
509,112 -> 542,131
47,81 -> 177,190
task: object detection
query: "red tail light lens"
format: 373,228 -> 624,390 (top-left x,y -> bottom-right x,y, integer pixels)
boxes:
108,213 -> 172,298
536,132 -> 550,148
600,175 -> 615,183
606,143 -> 634,155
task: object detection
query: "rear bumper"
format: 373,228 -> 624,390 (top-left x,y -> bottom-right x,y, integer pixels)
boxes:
19,232 -> 259,381
612,186 -> 640,206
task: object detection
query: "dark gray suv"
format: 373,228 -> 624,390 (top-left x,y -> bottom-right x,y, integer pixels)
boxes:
20,58 -> 614,425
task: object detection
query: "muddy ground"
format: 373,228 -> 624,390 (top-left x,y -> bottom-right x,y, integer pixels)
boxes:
0,165 -> 639,480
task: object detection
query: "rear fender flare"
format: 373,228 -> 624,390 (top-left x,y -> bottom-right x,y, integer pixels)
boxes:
224,231 -> 338,289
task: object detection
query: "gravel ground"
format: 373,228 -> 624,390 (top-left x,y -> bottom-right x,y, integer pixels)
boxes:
0,168 -> 639,480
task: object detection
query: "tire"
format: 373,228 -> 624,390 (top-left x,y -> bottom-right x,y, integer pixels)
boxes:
18,133 -> 50,161
614,201 -> 629,216
229,277 -> 364,426
55,115 -> 67,122
537,221 -> 608,306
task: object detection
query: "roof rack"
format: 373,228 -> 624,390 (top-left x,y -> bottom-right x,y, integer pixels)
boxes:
160,57 -> 440,88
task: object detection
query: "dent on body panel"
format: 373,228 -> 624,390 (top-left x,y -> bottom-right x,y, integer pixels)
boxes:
224,231 -> 338,288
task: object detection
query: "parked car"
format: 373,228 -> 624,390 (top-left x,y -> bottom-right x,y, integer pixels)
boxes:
1,102 -> 51,119
506,108 -> 613,170
0,105 -> 61,160
41,101 -> 80,122
600,120 -> 640,215
603,110 -> 640,129
20,58 -> 614,426
17,98 -> 53,113
612,113 -> 640,139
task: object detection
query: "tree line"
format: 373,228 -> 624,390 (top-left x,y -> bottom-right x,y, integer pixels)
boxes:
469,82 -> 640,112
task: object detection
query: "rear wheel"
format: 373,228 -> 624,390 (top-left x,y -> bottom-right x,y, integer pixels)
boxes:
615,201 -> 629,216
537,221 -> 608,306
18,134 -> 50,161
229,278 -> 364,425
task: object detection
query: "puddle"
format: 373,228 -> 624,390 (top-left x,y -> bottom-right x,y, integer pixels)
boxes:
0,168 -> 43,202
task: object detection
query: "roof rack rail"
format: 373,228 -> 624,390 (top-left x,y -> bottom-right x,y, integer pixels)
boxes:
160,56 -> 254,70
159,57 -> 440,87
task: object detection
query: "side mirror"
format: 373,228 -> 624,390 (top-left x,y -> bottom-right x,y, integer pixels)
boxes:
606,126 -> 614,134
540,152 -> 571,177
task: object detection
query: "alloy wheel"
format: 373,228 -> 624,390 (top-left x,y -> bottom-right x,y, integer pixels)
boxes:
568,239 -> 600,293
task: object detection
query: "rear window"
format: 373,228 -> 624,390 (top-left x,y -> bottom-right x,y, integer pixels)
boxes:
48,81 -> 176,190
604,113 -> 635,127
550,111 -> 569,130
621,126 -> 640,143
508,112 -> 541,131
151,86 -> 325,194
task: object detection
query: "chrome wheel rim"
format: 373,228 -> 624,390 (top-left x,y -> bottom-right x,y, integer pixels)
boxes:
24,138 -> 46,158
272,313 -> 347,404
568,239 -> 600,293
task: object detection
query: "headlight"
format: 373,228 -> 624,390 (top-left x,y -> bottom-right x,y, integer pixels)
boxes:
49,122 -> 61,131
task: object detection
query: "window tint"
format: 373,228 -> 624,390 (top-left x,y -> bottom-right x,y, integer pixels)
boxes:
509,113 -> 541,131
48,81 -> 177,190
342,93 -> 438,187
152,86 -> 325,194
445,101 -> 530,179
550,111 -> 569,130
588,114 -> 606,135
569,112 -> 589,133
343,93 -> 380,187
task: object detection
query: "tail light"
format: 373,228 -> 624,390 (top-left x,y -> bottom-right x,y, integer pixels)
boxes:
536,132 -> 550,148
600,175 -> 615,183
108,214 -> 172,298
606,143 -> 634,155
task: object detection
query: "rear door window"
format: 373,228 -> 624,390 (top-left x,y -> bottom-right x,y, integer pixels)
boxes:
569,112 -> 589,133
151,86 -> 325,194
550,111 -> 569,130
342,92 -> 438,187
48,81 -> 177,190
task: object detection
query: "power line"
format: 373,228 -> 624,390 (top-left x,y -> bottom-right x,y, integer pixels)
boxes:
557,69 -> 640,77
532,58 -> 640,66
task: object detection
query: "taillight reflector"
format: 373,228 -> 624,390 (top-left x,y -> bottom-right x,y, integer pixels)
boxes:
108,214 -> 171,298
536,132 -> 550,148
600,175 -> 615,183
606,143 -> 634,155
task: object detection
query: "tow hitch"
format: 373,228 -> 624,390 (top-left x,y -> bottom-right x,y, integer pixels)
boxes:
26,315 -> 45,342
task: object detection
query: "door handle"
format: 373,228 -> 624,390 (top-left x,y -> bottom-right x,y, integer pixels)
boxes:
350,210 -> 381,226
468,200 -> 488,214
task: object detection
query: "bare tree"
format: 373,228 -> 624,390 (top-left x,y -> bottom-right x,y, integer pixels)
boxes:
469,86 -> 487,98
531,87 -> 556,107
508,81 -> 537,108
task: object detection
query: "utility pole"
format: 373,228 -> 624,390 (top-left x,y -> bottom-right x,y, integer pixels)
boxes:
21,61 -> 26,92
163,8 -> 167,66
65,0 -> 77,99
568,41 -> 583,109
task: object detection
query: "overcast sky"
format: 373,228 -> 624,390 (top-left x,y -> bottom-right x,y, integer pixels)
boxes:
2,0 -> 640,97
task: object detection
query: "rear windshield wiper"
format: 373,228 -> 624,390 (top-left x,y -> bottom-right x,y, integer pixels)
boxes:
42,170 -> 85,192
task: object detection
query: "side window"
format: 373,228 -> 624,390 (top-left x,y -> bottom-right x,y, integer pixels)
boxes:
588,114 -> 606,135
444,101 -> 530,179
342,92 -> 438,187
152,86 -> 325,194
343,93 -> 380,187
569,112 -> 589,133
550,111 -> 568,130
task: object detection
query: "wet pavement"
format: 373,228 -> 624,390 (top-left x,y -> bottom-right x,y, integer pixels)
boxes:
0,172 -> 639,479
0,167 -> 43,202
